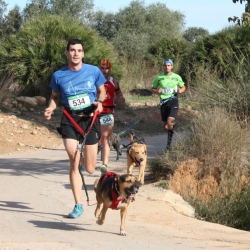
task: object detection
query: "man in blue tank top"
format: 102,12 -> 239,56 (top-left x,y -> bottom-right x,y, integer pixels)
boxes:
44,39 -> 106,218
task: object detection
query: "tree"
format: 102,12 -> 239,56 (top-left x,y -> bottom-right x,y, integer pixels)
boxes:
23,0 -> 94,23
229,0 -> 250,26
90,11 -> 118,41
183,27 -> 209,43
148,37 -> 187,70
4,6 -> 23,35
91,0 -> 185,60
0,0 -> 7,37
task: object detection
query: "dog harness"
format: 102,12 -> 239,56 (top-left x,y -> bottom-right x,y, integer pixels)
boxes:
101,172 -> 126,210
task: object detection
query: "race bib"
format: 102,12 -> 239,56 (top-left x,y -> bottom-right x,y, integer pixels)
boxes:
68,94 -> 91,110
162,88 -> 174,94
100,114 -> 114,126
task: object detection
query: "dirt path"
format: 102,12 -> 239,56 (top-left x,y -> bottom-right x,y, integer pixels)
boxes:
0,135 -> 250,249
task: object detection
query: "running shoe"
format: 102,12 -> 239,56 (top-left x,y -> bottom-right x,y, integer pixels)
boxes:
79,165 -> 85,172
100,164 -> 108,175
67,204 -> 83,218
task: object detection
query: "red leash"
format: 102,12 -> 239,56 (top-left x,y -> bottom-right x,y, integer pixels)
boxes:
63,108 -> 99,206
63,108 -> 99,136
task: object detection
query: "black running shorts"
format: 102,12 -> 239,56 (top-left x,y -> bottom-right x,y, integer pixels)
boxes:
59,113 -> 100,145
160,98 -> 179,121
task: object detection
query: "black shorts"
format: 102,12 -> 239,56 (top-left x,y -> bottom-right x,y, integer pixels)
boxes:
59,113 -> 100,145
160,98 -> 179,121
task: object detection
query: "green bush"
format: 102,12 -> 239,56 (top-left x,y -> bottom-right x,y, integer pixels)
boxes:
0,15 -> 118,97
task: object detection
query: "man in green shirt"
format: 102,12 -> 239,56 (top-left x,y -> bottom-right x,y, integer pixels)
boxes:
152,59 -> 186,150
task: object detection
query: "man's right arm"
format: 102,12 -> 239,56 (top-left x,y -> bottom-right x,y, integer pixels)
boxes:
151,76 -> 161,95
44,91 -> 60,120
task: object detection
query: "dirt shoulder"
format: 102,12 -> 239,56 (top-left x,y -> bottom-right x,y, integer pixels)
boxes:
0,102 -> 195,156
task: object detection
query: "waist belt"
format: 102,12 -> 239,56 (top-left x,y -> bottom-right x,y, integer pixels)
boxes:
103,105 -> 116,109
160,95 -> 177,105
63,108 -> 99,136
63,104 -> 96,116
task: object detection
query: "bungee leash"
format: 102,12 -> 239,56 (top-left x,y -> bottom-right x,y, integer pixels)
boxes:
63,108 -> 99,206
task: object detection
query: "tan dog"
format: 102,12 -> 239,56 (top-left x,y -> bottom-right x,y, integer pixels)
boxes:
94,172 -> 140,236
126,132 -> 147,184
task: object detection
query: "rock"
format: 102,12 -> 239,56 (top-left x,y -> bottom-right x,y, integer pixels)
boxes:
130,88 -> 152,96
16,96 -> 38,107
34,96 -> 46,106
11,100 -> 18,107
140,184 -> 195,218
21,124 -> 28,129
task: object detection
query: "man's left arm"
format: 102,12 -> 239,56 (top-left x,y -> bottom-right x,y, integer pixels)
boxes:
178,85 -> 186,94
177,76 -> 186,94
94,84 -> 106,113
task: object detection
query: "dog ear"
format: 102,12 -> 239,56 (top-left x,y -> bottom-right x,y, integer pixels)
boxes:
128,145 -> 135,155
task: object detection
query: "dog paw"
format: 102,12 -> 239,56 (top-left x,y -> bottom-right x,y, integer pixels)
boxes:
120,230 -> 127,236
96,219 -> 104,225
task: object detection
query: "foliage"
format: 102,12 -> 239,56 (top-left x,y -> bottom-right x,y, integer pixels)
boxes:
183,27 -> 209,43
90,11 -> 118,41
0,15 -> 117,97
182,108 -> 250,230
23,0 -> 94,23
4,6 -> 23,35
195,183 -> 250,230
192,58 -> 250,123
148,37 -> 187,72
0,0 -> 7,36
148,137 -> 187,182
0,72 -> 15,102
90,0 -> 185,61
155,181 -> 168,189
179,25 -> 250,86
229,0 -> 250,26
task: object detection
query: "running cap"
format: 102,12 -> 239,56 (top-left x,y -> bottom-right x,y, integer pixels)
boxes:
100,59 -> 112,71
163,58 -> 174,66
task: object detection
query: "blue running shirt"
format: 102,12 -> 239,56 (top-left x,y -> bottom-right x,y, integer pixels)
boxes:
50,64 -> 106,110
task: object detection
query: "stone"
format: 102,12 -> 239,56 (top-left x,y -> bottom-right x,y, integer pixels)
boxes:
16,96 -> 38,107
34,96 -> 46,106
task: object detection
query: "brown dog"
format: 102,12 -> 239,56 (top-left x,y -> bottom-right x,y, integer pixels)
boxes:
94,172 -> 140,236
126,131 -> 147,184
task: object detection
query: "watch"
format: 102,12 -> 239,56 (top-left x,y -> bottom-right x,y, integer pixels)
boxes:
98,100 -> 103,104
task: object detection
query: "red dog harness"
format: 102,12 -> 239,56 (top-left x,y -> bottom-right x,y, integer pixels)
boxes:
101,172 -> 125,210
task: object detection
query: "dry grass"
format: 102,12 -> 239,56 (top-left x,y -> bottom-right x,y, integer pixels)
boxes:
149,106 -> 250,230
0,73 -> 16,102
